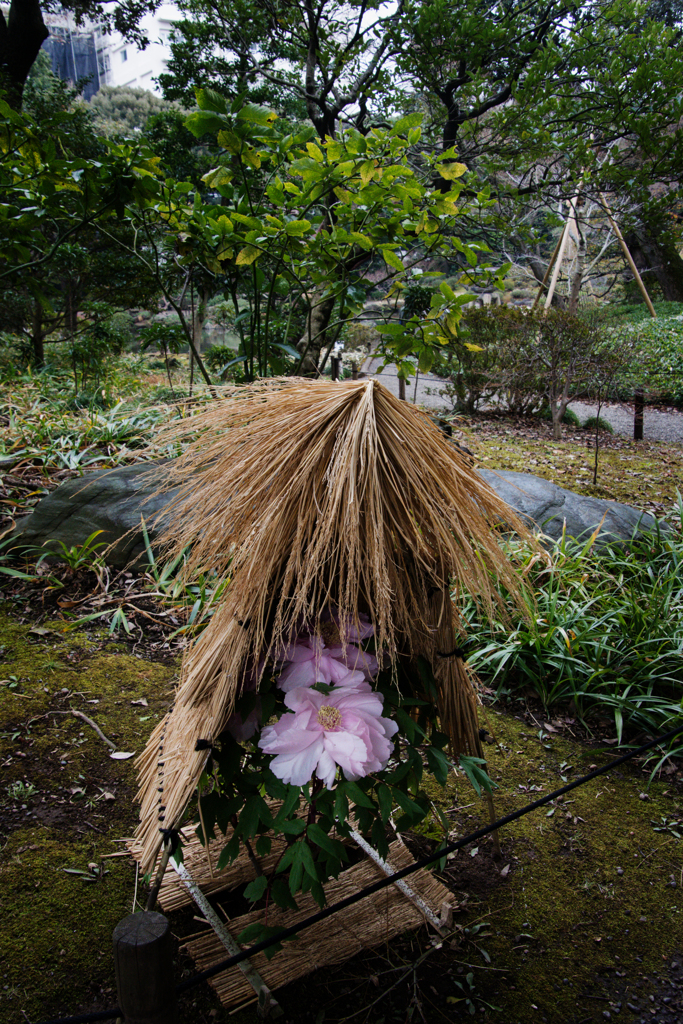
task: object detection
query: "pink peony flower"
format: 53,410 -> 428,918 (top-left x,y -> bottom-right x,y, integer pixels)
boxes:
276,636 -> 368,691
319,608 -> 374,643
325,642 -> 378,681
258,683 -> 398,788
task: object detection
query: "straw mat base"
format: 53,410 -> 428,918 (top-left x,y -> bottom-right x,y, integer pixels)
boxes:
131,829 -> 455,1012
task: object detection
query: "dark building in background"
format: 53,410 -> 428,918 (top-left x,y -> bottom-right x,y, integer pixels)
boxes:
42,21 -> 103,100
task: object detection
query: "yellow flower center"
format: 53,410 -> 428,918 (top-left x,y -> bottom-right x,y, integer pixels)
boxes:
317,705 -> 342,731
318,620 -> 341,646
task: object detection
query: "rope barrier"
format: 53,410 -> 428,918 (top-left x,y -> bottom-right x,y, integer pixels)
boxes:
32,720 -> 683,1024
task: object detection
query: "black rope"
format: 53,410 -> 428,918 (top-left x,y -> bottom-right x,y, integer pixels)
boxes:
32,720 -> 683,1024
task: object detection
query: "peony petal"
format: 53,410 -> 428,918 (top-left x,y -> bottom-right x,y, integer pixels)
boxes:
270,735 -> 325,786
278,659 -> 322,691
315,748 -> 338,789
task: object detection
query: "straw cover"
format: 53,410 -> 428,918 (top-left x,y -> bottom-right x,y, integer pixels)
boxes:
135,378 -> 533,870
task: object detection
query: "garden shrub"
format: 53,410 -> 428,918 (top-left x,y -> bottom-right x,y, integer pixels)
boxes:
582,415 -> 614,433
204,343 -> 239,376
537,406 -> 581,427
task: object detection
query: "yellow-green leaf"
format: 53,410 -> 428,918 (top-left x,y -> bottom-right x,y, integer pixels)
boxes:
306,142 -> 324,162
202,166 -> 233,189
349,231 -> 373,250
382,248 -> 404,272
217,130 -> 242,154
236,245 -> 261,265
438,161 -> 467,180
359,160 -> 375,186
242,147 -> 262,169
284,219 -> 312,237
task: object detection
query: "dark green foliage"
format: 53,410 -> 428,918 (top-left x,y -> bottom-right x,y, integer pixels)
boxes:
203,343 -> 239,377
537,406 -> 582,427
582,416 -> 614,434
142,108 -> 214,185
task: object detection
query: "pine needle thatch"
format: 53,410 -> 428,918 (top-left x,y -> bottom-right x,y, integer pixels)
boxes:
135,378 -> 535,871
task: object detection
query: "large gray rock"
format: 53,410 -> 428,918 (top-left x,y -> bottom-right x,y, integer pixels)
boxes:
9,463 -> 665,568
479,469 -> 666,547
11,462 -> 176,568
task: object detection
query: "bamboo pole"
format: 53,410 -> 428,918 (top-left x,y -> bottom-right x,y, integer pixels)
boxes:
545,194 -> 580,310
531,230 -> 567,311
598,191 -> 656,318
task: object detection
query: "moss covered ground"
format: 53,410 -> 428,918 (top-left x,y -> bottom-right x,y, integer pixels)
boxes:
0,611 -> 177,1024
1,602 -> 681,1024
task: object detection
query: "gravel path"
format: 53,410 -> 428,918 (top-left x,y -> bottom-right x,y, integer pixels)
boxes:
363,358 -> 683,444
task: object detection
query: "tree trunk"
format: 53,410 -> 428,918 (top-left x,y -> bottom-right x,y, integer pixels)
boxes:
296,291 -> 336,376
624,226 -> 683,302
567,226 -> 586,315
0,0 -> 49,110
551,404 -> 563,440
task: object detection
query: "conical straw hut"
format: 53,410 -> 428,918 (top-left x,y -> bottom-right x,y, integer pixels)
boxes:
135,378 -> 535,872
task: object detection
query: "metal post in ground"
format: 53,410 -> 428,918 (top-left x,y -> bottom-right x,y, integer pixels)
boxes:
634,387 -> 644,441
113,911 -> 179,1024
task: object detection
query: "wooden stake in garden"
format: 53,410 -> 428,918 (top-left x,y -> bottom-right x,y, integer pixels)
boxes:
134,379 -> 536,873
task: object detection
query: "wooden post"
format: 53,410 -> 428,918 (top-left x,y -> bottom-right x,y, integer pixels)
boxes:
634,387 -> 644,441
598,191 -> 656,319
351,361 -> 358,380
330,356 -> 340,381
113,912 -> 179,1024
398,376 -> 406,401
531,229 -> 567,311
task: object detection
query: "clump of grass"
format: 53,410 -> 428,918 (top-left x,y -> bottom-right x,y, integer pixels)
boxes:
583,415 -> 614,434
462,519 -> 683,772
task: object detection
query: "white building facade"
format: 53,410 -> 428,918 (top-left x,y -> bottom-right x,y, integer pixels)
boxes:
96,3 -> 179,94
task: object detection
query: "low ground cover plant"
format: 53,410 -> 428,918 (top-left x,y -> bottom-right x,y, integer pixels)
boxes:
463,521 -> 683,772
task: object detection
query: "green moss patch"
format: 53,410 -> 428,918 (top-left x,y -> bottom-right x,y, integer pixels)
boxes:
425,710 -> 683,1022
0,610 -> 178,1024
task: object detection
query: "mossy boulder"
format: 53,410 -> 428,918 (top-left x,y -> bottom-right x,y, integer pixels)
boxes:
9,463 -> 668,569
10,462 -> 176,568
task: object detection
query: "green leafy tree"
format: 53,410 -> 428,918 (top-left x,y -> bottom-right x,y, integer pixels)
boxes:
112,93 -> 484,380
159,0 -> 401,138
395,0 -> 683,299
89,84 -> 182,135
0,96 -> 162,365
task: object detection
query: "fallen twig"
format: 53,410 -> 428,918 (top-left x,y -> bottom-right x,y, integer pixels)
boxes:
71,709 -> 117,751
